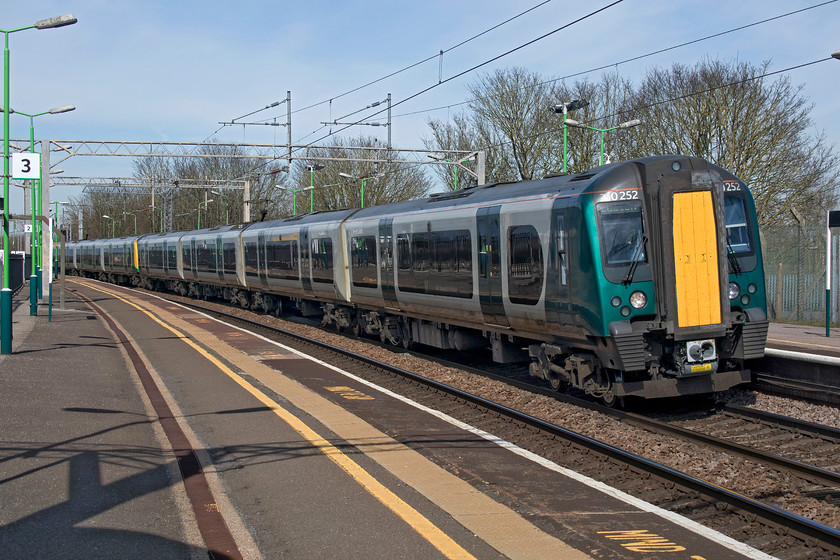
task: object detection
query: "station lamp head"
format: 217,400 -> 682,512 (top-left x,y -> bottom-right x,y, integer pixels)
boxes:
618,119 -> 642,129
34,14 -> 78,29
552,99 -> 589,114
563,119 -> 587,129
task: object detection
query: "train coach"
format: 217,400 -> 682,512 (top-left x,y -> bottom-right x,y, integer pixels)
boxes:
66,155 -> 768,404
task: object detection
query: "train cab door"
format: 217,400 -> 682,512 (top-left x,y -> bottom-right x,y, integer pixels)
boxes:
648,160 -> 727,335
300,227 -> 314,297
379,218 -> 399,310
546,202 -> 575,328
477,206 -> 509,327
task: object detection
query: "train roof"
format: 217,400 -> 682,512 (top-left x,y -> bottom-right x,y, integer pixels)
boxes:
72,156 -> 744,241
342,155 -> 744,220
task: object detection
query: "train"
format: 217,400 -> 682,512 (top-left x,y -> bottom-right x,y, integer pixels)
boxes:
63,155 -> 769,405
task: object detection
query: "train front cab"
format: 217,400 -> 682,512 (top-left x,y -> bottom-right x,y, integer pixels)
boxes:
535,156 -> 768,402
608,156 -> 767,400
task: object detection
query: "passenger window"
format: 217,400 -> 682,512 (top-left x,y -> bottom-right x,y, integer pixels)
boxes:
508,225 -> 543,305
351,236 -> 378,288
311,238 -> 333,283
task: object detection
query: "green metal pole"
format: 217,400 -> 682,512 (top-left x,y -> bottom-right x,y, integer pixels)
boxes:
360,179 -> 365,209
562,112 -> 568,173
310,170 -> 314,213
1,31 -> 12,353
599,129 -> 606,166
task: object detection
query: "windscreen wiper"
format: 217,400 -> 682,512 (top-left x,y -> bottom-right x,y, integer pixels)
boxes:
727,242 -> 742,275
621,234 -> 647,286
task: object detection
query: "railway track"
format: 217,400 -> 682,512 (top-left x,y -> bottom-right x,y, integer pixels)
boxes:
161,293 -> 840,558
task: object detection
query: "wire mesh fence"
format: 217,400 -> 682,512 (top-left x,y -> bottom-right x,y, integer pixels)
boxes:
761,223 -> 839,325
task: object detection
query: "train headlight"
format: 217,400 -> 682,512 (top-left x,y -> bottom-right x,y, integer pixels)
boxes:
610,296 -> 622,307
728,282 -> 741,300
748,283 -> 757,294
741,295 -> 751,306
620,306 -> 632,317
629,291 -> 647,309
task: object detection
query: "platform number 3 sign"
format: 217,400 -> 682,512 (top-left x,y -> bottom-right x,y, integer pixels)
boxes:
12,152 -> 41,180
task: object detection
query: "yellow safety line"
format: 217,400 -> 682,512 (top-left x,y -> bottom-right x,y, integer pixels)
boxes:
74,279 -> 476,560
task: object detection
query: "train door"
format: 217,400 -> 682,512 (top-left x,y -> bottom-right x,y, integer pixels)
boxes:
216,235 -> 224,283
162,240 -> 169,274
644,159 -> 726,335
189,238 -> 198,280
477,206 -> 508,327
257,231 -> 269,288
379,218 -> 399,309
546,202 -> 575,328
300,227 -> 314,296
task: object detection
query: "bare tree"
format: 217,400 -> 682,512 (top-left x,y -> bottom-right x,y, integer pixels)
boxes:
426,67 -> 564,183
426,68 -> 638,182
286,136 -> 432,214
424,113 -> 480,191
552,72 -> 638,170
624,58 -> 840,226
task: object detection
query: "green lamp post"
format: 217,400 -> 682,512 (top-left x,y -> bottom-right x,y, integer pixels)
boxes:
210,190 -> 230,224
306,164 -> 324,213
3,104 -> 75,314
123,211 -> 137,234
552,99 -> 589,173
565,118 -> 642,165
339,172 -> 376,209
2,13 -> 77,353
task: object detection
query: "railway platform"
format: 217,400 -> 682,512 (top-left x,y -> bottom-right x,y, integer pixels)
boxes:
766,322 -> 839,359
1,278 -> 777,559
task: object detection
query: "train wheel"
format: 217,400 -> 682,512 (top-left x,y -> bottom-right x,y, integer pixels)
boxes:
599,390 -> 623,408
548,375 -> 567,393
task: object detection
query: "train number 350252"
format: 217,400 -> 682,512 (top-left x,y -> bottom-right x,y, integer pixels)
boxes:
601,189 -> 640,202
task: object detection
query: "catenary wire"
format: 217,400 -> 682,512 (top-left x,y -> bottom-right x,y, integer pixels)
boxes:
294,1 -> 623,153
391,0 -> 837,120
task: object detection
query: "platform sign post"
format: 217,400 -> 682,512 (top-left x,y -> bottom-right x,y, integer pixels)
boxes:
828,210 -> 840,337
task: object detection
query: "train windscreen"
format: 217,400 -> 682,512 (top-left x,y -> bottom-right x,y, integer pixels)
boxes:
597,201 -> 647,266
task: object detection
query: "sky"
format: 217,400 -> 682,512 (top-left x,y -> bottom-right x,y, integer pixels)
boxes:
3,0 -> 840,211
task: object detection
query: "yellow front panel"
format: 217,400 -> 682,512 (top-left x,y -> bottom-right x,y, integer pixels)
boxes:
672,191 -> 721,327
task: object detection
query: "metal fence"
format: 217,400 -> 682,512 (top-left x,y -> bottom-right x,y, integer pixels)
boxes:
761,223 -> 839,325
